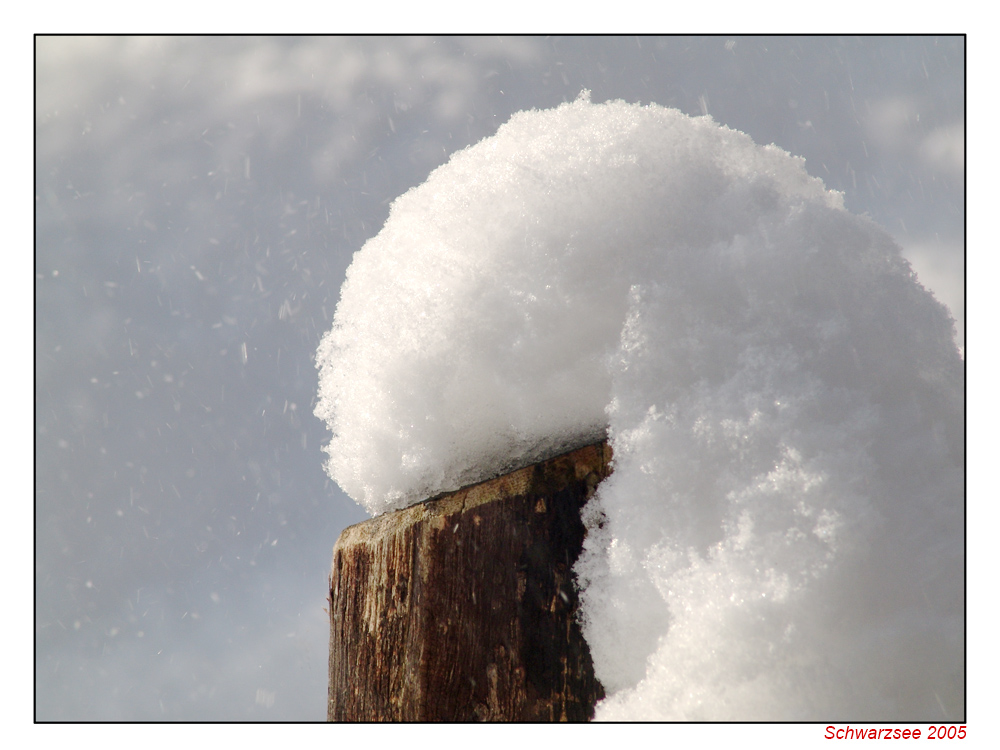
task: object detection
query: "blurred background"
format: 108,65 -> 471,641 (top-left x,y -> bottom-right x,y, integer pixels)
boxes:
35,35 -> 964,721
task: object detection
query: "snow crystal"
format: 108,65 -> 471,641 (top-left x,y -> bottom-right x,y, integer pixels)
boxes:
315,93 -> 963,719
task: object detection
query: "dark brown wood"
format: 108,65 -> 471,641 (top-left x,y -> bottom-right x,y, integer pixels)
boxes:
328,441 -> 610,722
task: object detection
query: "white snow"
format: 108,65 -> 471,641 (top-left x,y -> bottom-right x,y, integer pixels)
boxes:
315,93 -> 964,720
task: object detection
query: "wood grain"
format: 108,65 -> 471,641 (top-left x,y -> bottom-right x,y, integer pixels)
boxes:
328,441 -> 611,721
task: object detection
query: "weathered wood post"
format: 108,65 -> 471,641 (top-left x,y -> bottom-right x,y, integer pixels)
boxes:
328,441 -> 610,721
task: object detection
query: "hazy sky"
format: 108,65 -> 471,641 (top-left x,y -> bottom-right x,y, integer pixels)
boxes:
34,35 -> 964,722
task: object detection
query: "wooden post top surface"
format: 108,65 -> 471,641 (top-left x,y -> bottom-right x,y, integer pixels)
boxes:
328,440 -> 610,722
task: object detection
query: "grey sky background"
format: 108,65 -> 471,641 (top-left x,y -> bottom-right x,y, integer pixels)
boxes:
35,35 -> 964,721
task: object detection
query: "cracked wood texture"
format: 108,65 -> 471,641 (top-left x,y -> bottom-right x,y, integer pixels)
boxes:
328,441 -> 610,722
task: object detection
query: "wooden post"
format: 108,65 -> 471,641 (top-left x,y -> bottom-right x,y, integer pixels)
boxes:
328,441 -> 611,721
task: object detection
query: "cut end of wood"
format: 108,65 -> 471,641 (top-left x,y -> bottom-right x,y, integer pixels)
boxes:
328,441 -> 611,722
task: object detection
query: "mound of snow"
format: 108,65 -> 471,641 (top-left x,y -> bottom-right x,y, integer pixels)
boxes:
315,93 -> 963,719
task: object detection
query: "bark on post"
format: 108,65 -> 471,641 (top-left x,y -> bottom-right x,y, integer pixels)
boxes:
328,441 -> 610,722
